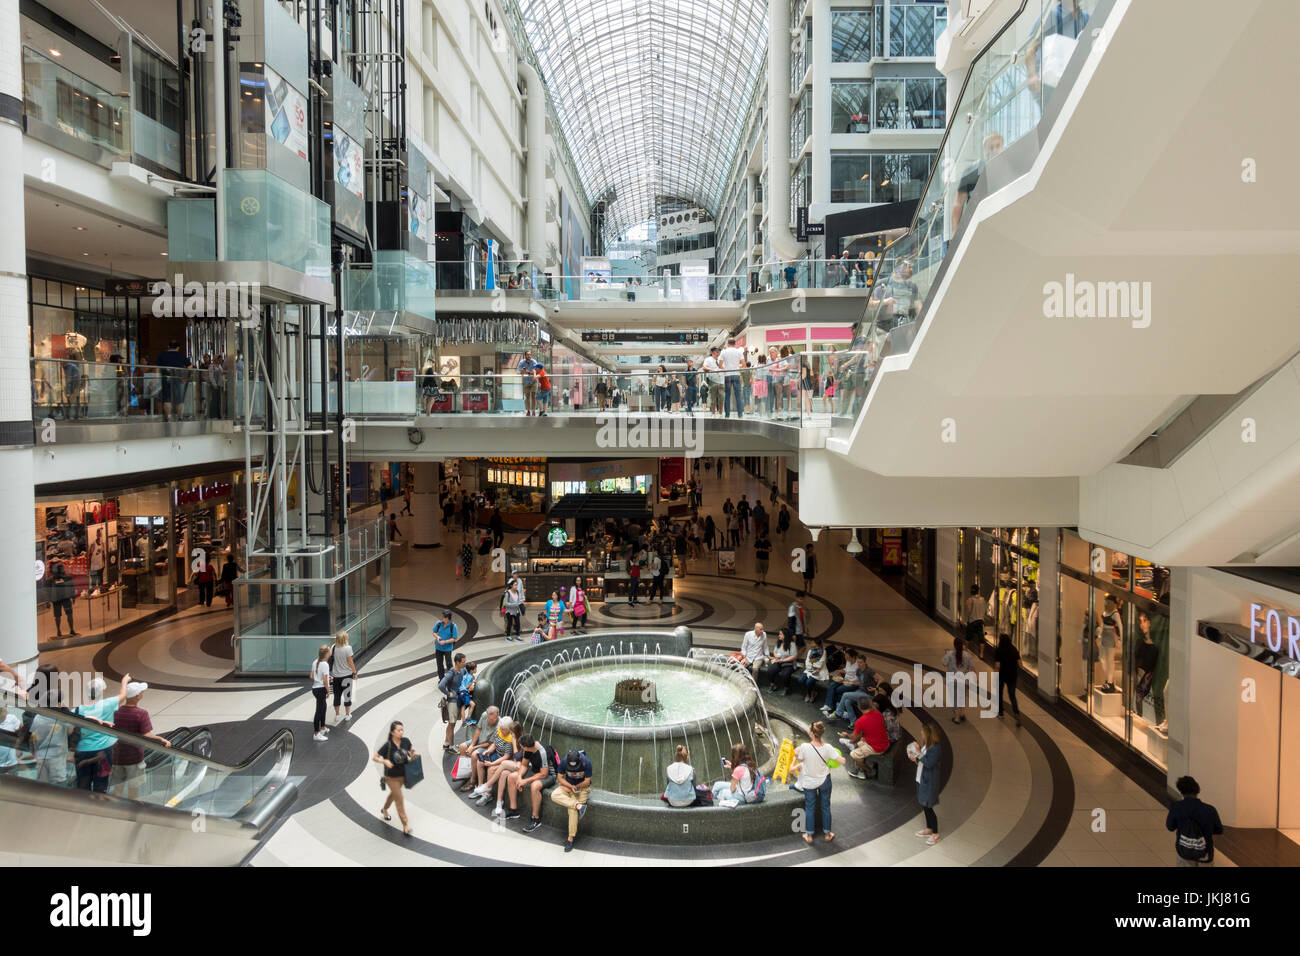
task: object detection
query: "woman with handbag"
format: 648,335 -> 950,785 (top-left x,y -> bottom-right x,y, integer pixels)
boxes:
374,720 -> 417,835
569,576 -> 589,634
791,720 -> 837,844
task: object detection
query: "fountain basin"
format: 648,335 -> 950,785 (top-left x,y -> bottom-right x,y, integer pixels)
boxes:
512,654 -> 767,796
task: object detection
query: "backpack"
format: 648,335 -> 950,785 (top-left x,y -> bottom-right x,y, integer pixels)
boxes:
746,765 -> 770,803
1175,811 -> 1208,861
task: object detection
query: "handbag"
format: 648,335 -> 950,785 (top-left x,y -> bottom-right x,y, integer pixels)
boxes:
403,755 -> 425,788
439,697 -> 450,723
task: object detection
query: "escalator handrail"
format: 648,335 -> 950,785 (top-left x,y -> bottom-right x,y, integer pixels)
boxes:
3,700 -> 293,776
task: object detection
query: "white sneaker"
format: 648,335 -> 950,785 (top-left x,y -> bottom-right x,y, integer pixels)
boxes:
342,714 -> 352,722
320,727 -> 330,736
472,783 -> 490,796
312,732 -> 327,742
491,804 -> 504,817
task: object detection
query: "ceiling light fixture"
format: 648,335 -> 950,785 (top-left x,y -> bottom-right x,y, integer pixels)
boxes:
48,48 -> 61,57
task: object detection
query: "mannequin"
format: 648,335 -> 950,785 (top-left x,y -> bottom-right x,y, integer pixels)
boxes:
1134,611 -> 1159,716
1097,595 -> 1122,692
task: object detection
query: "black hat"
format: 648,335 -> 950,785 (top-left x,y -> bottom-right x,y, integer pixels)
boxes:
564,750 -> 583,767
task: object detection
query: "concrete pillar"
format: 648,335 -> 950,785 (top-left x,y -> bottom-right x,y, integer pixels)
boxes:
412,460 -> 441,548
767,0 -> 801,261
1035,528 -> 1060,700
518,63 -> 548,267
0,0 -> 37,671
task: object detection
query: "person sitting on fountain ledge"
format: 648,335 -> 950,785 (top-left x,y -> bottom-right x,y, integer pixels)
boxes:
712,743 -> 758,807
735,622 -> 770,679
505,734 -> 554,831
552,749 -> 593,852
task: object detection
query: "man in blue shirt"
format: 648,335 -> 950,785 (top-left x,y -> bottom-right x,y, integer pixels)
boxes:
551,749 -> 593,851
517,349 -> 540,416
433,610 -> 458,679
1166,776 -> 1224,866
155,340 -> 192,421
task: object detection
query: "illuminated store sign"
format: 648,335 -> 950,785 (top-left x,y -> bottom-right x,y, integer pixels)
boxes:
174,480 -> 233,508
1248,603 -> 1300,661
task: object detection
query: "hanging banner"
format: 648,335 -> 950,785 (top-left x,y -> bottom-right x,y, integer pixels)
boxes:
680,260 -> 709,302
264,64 -> 308,159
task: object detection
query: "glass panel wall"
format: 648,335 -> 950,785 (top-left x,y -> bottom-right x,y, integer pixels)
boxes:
830,152 -> 935,203
971,528 -> 1040,676
1058,530 -> 1170,768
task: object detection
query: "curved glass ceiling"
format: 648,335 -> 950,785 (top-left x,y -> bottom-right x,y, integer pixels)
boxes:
516,0 -> 768,241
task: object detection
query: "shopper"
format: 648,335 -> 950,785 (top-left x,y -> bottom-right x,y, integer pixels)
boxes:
110,681 -> 172,799
220,556 -> 240,607
309,645 -> 331,741
569,576 -> 589,633
502,577 -> 525,639
388,512 -> 401,541
711,743 -> 757,806
653,365 -> 670,411
193,559 -> 216,607
683,359 -> 699,412
433,610 -> 458,679
799,542 -> 818,596
664,745 -> 701,807
438,653 -> 469,752
331,630 -> 358,724
74,673 -> 130,792
845,696 -> 891,779
551,749 -> 593,852
765,627 -> 799,694
518,349 -> 540,416
545,590 -> 567,639
792,721 -> 836,844
720,337 -> 744,418
627,551 -> 642,606
1166,776 -> 1223,867
787,597 -> 807,641
703,347 -> 723,415
753,528 -> 772,587
942,635 -> 978,724
995,633 -> 1021,725
535,362 -> 552,417
793,638 -> 829,702
910,723 -> 942,845
374,720 -> 416,835
647,549 -> 668,604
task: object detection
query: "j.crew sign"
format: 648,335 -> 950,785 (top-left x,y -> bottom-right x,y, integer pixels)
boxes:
1248,603 -> 1300,661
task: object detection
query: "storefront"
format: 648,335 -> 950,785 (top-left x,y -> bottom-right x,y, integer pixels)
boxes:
1179,568 -> 1300,827
34,472 -> 246,647
549,459 -> 654,503
1056,530 -> 1170,769
967,528 -> 1043,678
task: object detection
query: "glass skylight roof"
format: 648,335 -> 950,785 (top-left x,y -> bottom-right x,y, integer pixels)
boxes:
515,0 -> 768,241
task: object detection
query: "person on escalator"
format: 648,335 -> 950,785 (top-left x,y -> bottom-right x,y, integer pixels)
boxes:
74,673 -> 131,792
110,682 -> 172,799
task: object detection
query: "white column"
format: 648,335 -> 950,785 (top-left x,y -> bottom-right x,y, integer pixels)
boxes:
412,460 -> 441,548
0,0 -> 37,670
518,63 -> 548,267
810,0 -> 831,208
766,0 -> 801,260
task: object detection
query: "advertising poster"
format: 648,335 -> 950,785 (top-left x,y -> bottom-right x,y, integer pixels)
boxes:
264,64 -> 308,159
680,259 -> 709,302
409,191 -> 428,242
581,257 -> 612,285
333,127 -> 364,200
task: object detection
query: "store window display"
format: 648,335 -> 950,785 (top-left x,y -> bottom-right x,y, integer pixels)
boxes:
1058,531 -> 1169,767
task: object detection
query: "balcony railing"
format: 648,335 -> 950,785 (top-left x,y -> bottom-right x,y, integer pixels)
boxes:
22,46 -> 130,163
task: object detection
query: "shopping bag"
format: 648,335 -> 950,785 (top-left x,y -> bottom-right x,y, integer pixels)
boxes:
1041,33 -> 1076,89
403,755 -> 425,788
450,755 -> 473,780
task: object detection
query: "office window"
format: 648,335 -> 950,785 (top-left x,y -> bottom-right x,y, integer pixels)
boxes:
874,79 -> 903,129
830,152 -> 935,203
889,2 -> 941,57
830,153 -> 872,203
790,87 -> 810,160
831,8 -> 872,62
831,80 -> 872,133
906,77 -> 946,129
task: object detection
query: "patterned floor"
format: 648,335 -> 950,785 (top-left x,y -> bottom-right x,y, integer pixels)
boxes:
43,461 -> 1222,867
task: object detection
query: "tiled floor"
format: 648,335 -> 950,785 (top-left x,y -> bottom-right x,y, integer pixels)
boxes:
42,458 -> 1236,866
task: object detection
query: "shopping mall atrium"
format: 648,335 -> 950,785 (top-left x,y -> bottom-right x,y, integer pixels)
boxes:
1,0 -> 1297,881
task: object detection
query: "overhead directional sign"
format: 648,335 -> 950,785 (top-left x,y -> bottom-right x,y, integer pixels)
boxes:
582,331 -> 710,344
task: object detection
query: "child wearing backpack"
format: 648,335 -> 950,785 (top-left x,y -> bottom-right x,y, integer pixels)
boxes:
458,662 -> 478,727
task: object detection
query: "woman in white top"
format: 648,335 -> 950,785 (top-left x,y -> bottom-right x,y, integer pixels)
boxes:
330,630 -> 358,724
792,720 -> 836,844
940,635 -> 977,724
309,645 -> 331,741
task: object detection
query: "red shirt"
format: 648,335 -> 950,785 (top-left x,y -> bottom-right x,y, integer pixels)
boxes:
112,705 -> 154,765
853,710 -> 889,754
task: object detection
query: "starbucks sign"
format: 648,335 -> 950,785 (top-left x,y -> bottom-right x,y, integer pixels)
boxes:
546,526 -> 568,548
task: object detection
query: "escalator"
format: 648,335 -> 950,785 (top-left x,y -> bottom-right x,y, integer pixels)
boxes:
0,702 -> 299,866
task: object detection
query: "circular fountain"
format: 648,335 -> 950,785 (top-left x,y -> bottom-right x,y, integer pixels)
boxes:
511,653 -> 771,795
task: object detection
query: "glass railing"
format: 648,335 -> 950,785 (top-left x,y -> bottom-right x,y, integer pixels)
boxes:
849,0 -> 1113,417
404,355 -> 867,427
0,696 -> 292,820
21,46 -> 131,160
30,358 -> 264,426
435,260 -> 539,292
342,251 -> 437,319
